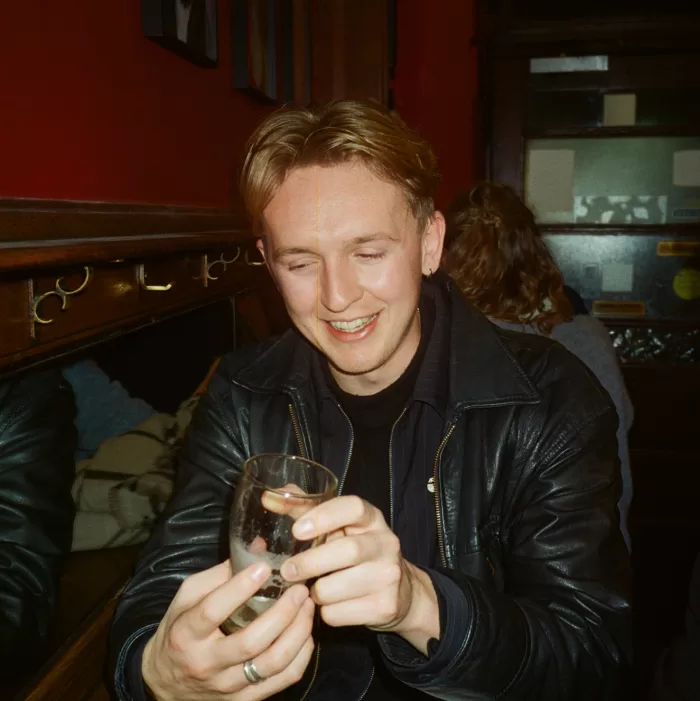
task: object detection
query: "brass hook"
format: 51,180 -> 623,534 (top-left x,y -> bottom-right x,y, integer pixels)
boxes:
31,266 -> 93,338
136,264 -> 174,291
245,248 -> 265,266
208,248 -> 242,280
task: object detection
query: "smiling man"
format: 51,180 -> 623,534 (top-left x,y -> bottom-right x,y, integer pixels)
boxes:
109,101 -> 632,701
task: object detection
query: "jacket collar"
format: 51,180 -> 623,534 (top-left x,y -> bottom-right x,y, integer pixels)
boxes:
232,273 -> 541,414
441,274 -> 541,414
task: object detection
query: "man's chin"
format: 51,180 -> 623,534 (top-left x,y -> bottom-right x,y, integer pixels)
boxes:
321,344 -> 389,378
326,356 -> 382,378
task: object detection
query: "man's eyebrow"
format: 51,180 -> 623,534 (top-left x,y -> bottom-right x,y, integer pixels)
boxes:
348,232 -> 400,246
273,245 -> 319,259
273,233 -> 400,260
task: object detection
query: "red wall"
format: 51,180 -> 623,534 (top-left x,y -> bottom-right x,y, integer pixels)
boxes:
0,2 -> 478,210
0,3 -> 273,208
394,0 -> 479,209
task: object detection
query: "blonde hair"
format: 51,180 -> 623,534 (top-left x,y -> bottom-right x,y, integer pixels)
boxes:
240,100 -> 440,234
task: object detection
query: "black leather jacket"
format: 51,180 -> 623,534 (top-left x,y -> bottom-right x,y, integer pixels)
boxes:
0,369 -> 76,678
110,277 -> 632,700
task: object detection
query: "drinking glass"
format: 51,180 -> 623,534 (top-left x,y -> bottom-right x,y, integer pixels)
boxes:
222,453 -> 337,633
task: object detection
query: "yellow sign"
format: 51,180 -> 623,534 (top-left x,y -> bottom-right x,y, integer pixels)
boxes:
657,241 -> 700,257
673,268 -> 700,301
592,301 -> 646,316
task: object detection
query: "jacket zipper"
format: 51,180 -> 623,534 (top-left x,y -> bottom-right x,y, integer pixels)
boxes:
345,409 -> 408,701
294,400 -> 358,701
334,403 -> 355,497
387,407 -> 408,530
356,667 -> 376,701
336,401 -> 378,701
432,423 -> 456,568
288,401 -> 319,701
298,628 -> 321,701
288,403 -> 307,459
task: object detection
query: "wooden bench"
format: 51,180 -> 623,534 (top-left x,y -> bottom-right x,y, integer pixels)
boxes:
0,198 -> 287,699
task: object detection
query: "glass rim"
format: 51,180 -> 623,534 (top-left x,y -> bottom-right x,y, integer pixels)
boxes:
242,453 -> 338,500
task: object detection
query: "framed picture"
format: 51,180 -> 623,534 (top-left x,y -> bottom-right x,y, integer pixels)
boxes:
142,0 -> 218,67
232,0 -> 278,102
280,0 -> 311,105
233,0 -> 310,105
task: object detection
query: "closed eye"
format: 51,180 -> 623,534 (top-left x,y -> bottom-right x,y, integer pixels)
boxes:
287,259 -> 318,272
356,252 -> 385,261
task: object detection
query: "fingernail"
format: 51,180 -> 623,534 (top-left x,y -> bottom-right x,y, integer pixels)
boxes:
283,561 -> 298,580
251,563 -> 268,582
295,518 -> 313,537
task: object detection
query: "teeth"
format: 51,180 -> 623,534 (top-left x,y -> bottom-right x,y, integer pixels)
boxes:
330,314 -> 377,332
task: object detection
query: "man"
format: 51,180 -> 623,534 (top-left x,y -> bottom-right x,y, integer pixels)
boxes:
0,368 -> 76,679
109,100 -> 632,701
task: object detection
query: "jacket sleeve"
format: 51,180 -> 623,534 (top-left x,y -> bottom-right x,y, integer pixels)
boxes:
108,365 -> 248,700
650,553 -> 700,701
381,402 -> 633,701
0,369 -> 77,678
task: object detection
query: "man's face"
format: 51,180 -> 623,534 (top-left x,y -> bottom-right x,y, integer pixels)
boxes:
259,162 -> 444,395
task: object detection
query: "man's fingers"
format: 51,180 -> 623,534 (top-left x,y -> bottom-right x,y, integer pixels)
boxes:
326,529 -> 345,543
281,532 -> 383,582
214,596 -> 315,689
291,495 -> 382,541
171,560 -> 237,610
261,483 -> 314,521
213,584 -> 311,667
217,635 -> 316,701
312,561 -> 398,606
175,561 -> 271,640
248,536 -> 268,554
319,594 -> 389,628
254,598 -> 315,678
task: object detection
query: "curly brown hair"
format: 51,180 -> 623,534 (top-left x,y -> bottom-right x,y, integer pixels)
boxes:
443,182 -> 572,333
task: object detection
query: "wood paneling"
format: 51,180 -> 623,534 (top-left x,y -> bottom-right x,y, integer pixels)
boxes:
0,198 -> 252,273
0,198 -> 274,376
1,232 -> 255,273
0,253 -> 271,376
3,548 -> 140,701
310,0 -> 389,105
489,58 -> 527,189
0,195 -> 277,693
0,198 -> 248,242
484,9 -> 700,57
0,279 -> 31,359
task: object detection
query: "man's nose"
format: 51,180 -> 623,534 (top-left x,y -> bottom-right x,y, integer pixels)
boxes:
319,259 -> 363,313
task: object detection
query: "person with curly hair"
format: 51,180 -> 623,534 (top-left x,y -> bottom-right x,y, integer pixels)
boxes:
444,182 -> 634,550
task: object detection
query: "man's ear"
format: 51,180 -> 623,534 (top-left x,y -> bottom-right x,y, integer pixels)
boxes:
255,238 -> 267,262
421,211 -> 446,276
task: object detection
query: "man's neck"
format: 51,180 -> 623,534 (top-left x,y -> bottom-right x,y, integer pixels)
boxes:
329,312 -> 421,396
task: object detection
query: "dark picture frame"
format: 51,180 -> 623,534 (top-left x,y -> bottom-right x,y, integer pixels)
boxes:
142,0 -> 218,68
233,0 -> 311,105
232,0 -> 279,103
280,0 -> 311,105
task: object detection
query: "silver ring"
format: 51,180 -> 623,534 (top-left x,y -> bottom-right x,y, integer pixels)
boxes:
243,659 -> 264,684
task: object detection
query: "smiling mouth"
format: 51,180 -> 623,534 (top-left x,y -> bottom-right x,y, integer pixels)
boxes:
328,314 -> 378,333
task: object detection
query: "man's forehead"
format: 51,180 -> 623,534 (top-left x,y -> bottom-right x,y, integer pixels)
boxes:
265,168 -> 411,224
271,163 -> 408,206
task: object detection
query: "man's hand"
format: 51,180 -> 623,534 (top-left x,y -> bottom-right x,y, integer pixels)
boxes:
141,560 -> 315,701
280,496 -> 440,656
